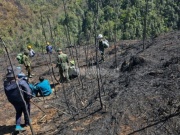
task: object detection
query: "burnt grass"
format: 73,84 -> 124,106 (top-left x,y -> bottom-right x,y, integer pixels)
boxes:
0,31 -> 180,135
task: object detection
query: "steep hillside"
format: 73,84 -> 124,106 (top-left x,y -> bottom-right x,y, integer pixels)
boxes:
0,31 -> 179,135
0,0 -> 64,53
0,0 -> 31,36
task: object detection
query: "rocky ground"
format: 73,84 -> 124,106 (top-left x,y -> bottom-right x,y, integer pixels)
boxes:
0,31 -> 180,135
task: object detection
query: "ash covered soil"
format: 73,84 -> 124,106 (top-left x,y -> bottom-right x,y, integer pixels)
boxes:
0,31 -> 180,135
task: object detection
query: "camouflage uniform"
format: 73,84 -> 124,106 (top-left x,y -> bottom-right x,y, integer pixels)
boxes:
23,52 -> 32,78
57,53 -> 70,82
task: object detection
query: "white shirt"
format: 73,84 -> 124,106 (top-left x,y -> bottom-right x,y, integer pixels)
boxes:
29,49 -> 35,57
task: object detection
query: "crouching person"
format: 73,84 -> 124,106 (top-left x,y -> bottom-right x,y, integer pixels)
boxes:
3,66 -> 32,131
68,60 -> 79,79
30,76 -> 52,97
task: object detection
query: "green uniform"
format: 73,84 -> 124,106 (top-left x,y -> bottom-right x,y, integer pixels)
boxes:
23,54 -> 31,77
57,53 -> 69,82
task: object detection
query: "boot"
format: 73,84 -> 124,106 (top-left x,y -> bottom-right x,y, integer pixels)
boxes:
15,125 -> 26,131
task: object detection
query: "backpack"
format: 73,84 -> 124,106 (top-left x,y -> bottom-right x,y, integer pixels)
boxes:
69,66 -> 79,78
102,39 -> 109,48
16,53 -> 24,64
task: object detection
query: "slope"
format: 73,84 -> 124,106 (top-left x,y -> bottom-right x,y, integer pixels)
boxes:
0,31 -> 180,135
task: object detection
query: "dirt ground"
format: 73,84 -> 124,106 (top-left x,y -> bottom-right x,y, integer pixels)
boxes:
0,31 -> 180,135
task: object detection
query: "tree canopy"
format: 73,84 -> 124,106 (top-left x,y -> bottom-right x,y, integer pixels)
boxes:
0,0 -> 179,52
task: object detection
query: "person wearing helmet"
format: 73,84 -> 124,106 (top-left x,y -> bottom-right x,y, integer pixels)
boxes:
68,60 -> 79,79
23,51 -> 34,78
56,48 -> 70,83
97,34 -> 105,62
27,45 -> 31,49
46,42 -> 53,54
27,45 -> 35,57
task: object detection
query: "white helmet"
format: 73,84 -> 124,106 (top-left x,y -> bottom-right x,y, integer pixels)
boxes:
97,34 -> 103,39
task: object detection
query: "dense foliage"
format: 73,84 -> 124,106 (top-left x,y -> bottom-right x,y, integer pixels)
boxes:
0,0 -> 179,52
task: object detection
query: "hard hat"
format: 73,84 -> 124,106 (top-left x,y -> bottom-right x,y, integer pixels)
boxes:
27,45 -> 32,49
47,42 -> 50,45
97,34 -> 103,39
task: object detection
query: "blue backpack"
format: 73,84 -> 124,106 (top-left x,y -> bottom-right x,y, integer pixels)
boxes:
46,45 -> 52,52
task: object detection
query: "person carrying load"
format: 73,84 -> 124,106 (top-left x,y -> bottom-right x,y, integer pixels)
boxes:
27,45 -> 35,57
68,60 -> 79,79
97,34 -> 109,62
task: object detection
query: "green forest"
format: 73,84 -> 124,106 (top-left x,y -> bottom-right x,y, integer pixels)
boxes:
0,0 -> 179,53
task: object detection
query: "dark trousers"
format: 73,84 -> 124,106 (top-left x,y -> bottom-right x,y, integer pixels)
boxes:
99,50 -> 104,61
59,67 -> 69,82
101,52 -> 104,61
34,89 -> 44,97
11,101 -> 31,125
26,66 -> 31,77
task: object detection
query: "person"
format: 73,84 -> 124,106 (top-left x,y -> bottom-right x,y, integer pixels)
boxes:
27,45 -> 35,57
97,34 -> 109,62
46,42 -> 53,54
3,66 -> 32,131
56,48 -> 70,83
29,76 -> 52,97
68,60 -> 79,79
23,51 -> 34,78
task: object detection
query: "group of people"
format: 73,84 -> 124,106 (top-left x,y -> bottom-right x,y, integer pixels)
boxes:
16,42 -> 53,78
3,66 -> 53,131
4,41 -> 54,131
18,34 -> 107,81
4,34 -> 108,132
4,42 -> 78,131
20,41 -> 79,82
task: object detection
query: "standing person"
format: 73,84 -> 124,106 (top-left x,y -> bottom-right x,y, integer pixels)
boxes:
97,34 -> 109,62
27,45 -> 35,57
4,66 -> 32,131
23,51 -> 33,78
56,48 -> 70,83
46,42 -> 53,54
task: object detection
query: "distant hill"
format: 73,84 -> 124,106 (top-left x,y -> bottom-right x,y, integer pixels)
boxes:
0,0 -> 179,54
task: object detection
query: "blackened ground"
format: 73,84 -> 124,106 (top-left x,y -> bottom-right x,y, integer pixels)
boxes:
0,31 -> 180,135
